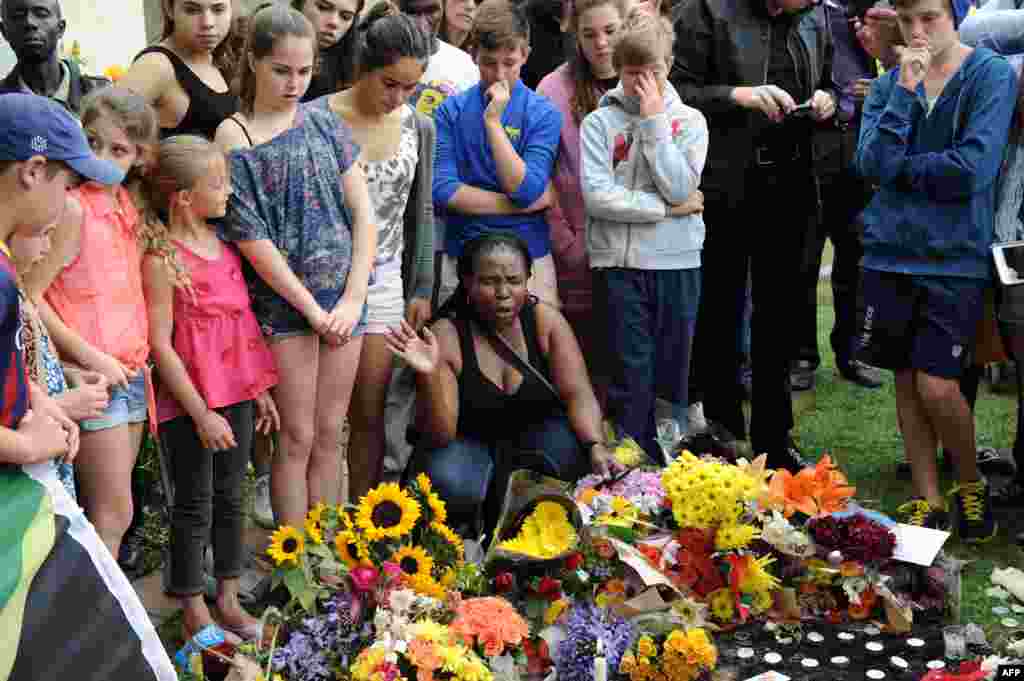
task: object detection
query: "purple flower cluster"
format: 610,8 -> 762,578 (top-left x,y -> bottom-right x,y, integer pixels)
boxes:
272,593 -> 367,681
576,471 -> 666,506
555,602 -> 635,681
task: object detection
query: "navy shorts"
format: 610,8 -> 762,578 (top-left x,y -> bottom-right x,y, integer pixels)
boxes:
855,269 -> 986,379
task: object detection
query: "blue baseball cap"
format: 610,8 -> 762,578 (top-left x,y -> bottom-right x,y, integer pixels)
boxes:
0,93 -> 125,185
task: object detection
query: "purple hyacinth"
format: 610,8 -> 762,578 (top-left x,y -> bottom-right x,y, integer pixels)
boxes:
556,602 -> 635,681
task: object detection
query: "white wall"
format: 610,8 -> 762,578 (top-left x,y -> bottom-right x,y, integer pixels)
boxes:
60,0 -> 148,74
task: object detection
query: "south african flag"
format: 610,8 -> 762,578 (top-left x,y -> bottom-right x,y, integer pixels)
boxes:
1,463 -> 175,681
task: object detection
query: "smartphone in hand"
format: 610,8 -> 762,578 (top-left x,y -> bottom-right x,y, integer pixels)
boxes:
786,102 -> 815,120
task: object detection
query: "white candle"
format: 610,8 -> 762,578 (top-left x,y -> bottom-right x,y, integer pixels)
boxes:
594,639 -> 607,681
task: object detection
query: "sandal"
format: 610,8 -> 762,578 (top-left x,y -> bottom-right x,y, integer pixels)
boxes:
174,623 -> 239,672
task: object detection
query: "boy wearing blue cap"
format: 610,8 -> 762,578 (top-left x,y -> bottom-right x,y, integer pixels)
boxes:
0,93 -> 176,681
855,0 -> 1016,542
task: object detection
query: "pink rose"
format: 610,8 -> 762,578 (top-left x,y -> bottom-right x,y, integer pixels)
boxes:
350,565 -> 380,593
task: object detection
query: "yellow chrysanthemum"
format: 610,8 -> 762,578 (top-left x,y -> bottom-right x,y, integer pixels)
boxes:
408,571 -> 447,599
714,523 -> 760,551
751,588 -> 774,612
267,525 -> 304,566
708,588 -> 735,622
410,618 -> 449,644
393,544 -> 434,581
637,636 -> 657,658
431,521 -> 464,560
499,501 -> 577,558
334,529 -> 369,568
355,483 -> 421,541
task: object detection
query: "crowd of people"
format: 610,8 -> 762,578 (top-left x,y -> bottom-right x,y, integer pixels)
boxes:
2,0 -> 1024,675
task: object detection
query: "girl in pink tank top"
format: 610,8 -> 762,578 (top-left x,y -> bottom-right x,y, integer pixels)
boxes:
141,135 -> 278,642
30,88 -> 159,564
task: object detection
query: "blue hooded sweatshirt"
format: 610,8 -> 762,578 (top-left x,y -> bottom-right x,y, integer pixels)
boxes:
856,47 -> 1017,280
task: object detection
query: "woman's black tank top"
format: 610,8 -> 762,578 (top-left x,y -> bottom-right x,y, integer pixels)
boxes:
454,303 -> 562,441
134,46 -> 238,140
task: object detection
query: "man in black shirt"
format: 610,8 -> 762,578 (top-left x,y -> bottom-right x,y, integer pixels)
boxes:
0,0 -> 108,114
672,0 -> 837,472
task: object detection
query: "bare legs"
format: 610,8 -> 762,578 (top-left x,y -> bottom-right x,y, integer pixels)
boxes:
895,368 -> 979,508
75,422 -> 145,557
347,334 -> 395,502
270,334 -> 363,528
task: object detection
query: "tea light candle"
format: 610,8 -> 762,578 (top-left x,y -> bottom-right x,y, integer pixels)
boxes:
865,625 -> 882,637
838,631 -> 857,643
906,638 -> 925,653
808,631 -> 825,645
737,648 -> 755,664
802,658 -> 821,671
926,660 -> 946,671
890,657 -> 909,675
778,637 -> 794,646
866,642 -> 885,656
866,670 -> 886,680
832,656 -> 851,668
764,652 -> 783,666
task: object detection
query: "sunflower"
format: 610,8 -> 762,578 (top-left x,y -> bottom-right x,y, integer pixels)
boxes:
426,491 -> 448,525
407,571 -> 447,599
431,521 -> 464,560
305,503 -> 326,544
267,526 -> 305,566
334,529 -> 370,568
355,483 -> 421,541
392,544 -> 434,581
416,473 -> 433,494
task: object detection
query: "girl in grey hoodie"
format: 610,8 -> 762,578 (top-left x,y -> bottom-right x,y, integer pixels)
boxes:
580,12 -> 708,461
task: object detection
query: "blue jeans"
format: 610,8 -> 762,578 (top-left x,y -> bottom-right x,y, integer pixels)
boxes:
407,415 -> 588,535
595,268 -> 701,462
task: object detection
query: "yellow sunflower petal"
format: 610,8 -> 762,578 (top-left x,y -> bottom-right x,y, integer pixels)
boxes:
267,526 -> 304,566
355,483 -> 421,541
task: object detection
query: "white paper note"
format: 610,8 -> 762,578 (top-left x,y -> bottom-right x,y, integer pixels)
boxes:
891,523 -> 951,566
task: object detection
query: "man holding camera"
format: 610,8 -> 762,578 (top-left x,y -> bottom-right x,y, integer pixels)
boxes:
854,0 -> 1016,541
671,0 -> 836,472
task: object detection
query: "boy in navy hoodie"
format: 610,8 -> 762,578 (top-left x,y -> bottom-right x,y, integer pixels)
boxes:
855,0 -> 1016,542
432,0 -> 562,307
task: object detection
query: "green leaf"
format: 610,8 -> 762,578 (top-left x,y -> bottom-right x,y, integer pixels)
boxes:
283,567 -> 307,601
307,543 -> 333,560
607,526 -> 636,543
297,587 -> 316,614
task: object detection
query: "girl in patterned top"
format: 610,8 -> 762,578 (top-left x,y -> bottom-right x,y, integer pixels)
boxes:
9,219 -> 110,500
311,8 -> 435,500
216,4 -> 377,528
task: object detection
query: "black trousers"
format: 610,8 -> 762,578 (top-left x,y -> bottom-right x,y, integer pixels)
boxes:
161,401 -> 253,596
690,162 -> 818,454
797,127 -> 874,366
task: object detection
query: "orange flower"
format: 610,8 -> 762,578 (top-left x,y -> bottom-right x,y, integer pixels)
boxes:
839,561 -> 865,578
848,588 -> 878,620
451,597 -> 530,657
763,454 -> 856,518
638,544 -> 663,568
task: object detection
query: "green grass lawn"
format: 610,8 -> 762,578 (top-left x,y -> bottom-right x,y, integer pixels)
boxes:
798,280 -> 1023,634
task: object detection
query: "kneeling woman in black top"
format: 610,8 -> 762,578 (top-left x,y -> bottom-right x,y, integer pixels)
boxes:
386,233 -> 622,533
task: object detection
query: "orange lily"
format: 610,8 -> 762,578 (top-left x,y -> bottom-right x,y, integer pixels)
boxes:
763,454 -> 856,518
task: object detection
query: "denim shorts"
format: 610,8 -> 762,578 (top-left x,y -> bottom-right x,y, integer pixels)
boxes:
260,299 -> 369,341
81,370 -> 148,432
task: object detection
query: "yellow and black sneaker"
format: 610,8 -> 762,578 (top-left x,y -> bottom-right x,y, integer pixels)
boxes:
896,497 -> 950,531
950,479 -> 998,544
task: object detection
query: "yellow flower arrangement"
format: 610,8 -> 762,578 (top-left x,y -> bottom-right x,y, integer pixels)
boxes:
267,525 -> 305,566
713,523 -> 760,551
660,452 -> 759,529
708,588 -> 735,622
355,483 -> 421,541
739,553 -> 781,594
498,501 -> 578,559
393,544 -> 435,582
622,628 -> 717,681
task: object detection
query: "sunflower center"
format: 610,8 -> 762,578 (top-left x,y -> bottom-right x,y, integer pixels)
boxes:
346,541 -> 359,557
283,538 -> 298,553
400,556 -> 420,575
371,500 -> 403,528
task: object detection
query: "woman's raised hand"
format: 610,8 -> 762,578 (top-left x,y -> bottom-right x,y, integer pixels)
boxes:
385,319 -> 440,374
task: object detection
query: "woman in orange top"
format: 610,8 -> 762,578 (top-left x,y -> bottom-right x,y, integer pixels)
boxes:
30,87 -> 158,559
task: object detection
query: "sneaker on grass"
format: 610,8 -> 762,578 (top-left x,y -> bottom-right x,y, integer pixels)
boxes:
896,497 -> 951,531
950,479 -> 998,544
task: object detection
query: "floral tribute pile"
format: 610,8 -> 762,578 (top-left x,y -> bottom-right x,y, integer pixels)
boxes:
175,451 -> 962,681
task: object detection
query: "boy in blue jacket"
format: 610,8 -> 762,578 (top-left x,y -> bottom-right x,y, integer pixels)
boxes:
432,0 -> 562,307
855,0 -> 1017,542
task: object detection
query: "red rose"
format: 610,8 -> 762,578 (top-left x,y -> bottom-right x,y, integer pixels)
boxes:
494,572 -> 515,593
349,566 -> 380,593
564,552 -> 584,571
537,576 -> 562,600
